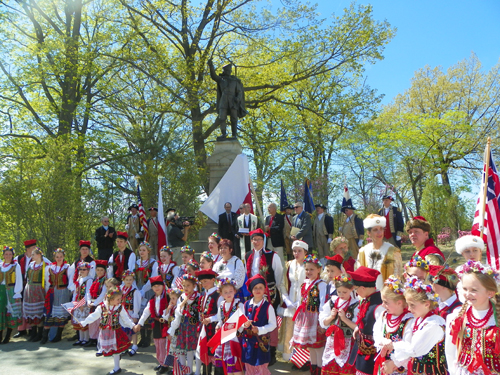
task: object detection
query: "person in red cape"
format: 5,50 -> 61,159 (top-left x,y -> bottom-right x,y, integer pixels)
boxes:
406,216 -> 445,265
346,266 -> 385,375
245,228 -> 283,366
135,275 -> 170,374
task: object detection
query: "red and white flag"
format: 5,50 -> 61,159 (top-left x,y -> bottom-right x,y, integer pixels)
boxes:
291,347 -> 310,368
62,299 -> 87,322
207,307 -> 249,348
197,324 -> 209,365
472,150 -> 500,270
157,179 -> 168,258
137,185 -> 149,239
200,154 -> 251,223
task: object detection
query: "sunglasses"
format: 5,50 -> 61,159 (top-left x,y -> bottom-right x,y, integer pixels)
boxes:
78,269 -> 89,272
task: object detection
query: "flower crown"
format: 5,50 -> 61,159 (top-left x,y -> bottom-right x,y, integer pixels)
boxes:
3,246 -> 14,254
209,232 -> 221,239
405,255 -> 429,271
182,274 -> 198,283
404,275 -> 439,302
334,274 -> 352,283
53,248 -> 65,255
181,245 -> 194,254
139,241 -> 152,249
106,288 -> 122,299
160,245 -> 172,254
459,260 -> 500,283
122,269 -> 135,278
166,287 -> 182,295
384,275 -> 405,295
78,262 -> 91,270
303,254 -> 320,264
201,251 -> 214,261
217,277 -> 237,288
187,259 -> 200,269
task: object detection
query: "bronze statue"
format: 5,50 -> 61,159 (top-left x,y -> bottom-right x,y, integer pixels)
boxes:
208,59 -> 248,138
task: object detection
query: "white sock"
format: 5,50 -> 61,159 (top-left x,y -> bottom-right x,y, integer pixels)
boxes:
187,351 -> 195,372
113,354 -> 120,371
179,354 -> 187,366
79,331 -> 84,341
195,357 -> 201,375
131,344 -> 138,351
84,331 -> 90,341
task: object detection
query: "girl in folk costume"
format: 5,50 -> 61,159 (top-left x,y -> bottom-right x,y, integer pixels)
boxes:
207,277 -> 245,375
213,239 -> 246,290
173,245 -> 195,288
107,232 -> 136,282
356,214 -> 403,290
200,251 -> 216,271
88,260 -> 109,348
42,248 -> 72,344
242,275 -> 278,375
346,267 -> 384,375
330,236 -> 356,272
158,246 -> 178,288
380,276 -> 447,375
446,261 -> 500,375
319,274 -> 359,375
72,262 -> 93,346
428,265 -> 462,320
23,247 -> 50,342
198,269 -> 221,375
454,235 -> 485,303
280,240 -> 308,362
168,274 -> 201,374
208,233 -> 223,264
0,246 -> 22,344
292,254 -> 327,375
323,254 -> 347,301
135,276 -> 171,374
80,288 -> 136,375
403,255 -> 430,281
120,270 -> 141,356
68,240 -> 96,292
163,288 -> 182,373
373,276 -> 413,375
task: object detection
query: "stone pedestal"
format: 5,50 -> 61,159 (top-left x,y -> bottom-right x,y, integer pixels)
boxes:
191,138 -> 243,255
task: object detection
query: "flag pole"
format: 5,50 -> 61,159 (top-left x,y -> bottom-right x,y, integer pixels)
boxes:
480,137 -> 491,239
248,176 -> 264,228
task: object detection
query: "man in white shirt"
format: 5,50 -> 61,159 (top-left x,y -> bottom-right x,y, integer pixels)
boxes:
236,203 -> 258,258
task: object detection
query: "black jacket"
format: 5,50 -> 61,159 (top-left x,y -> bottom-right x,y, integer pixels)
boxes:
218,211 -> 238,240
264,213 -> 285,248
95,226 -> 116,250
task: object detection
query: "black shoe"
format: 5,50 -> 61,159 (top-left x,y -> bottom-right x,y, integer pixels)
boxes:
158,366 -> 169,374
154,365 -> 162,371
108,369 -> 121,375
96,352 -> 103,357
268,346 -> 277,367
82,340 -> 94,347
73,340 -> 83,346
33,328 -> 43,342
51,327 -> 64,343
1,328 -> 13,344
13,330 -> 27,338
40,329 -> 50,344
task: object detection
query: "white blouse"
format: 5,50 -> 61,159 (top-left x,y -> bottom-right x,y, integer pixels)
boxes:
373,311 -> 414,357
121,285 -> 142,319
319,295 -> 360,330
213,256 -> 245,289
0,262 -> 23,298
44,263 -> 70,291
81,301 -> 135,329
280,260 -> 306,318
135,258 -> 159,295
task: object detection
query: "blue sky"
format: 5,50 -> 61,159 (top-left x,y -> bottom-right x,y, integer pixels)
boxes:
311,0 -> 500,105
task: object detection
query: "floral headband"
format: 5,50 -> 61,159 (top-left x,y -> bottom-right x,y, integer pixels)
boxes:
201,251 -> 214,261
217,277 -> 237,288
181,245 -> 194,254
3,246 -> 15,254
139,241 -> 152,249
187,259 -> 200,270
209,233 -> 221,239
182,274 -> 198,283
160,245 -> 172,254
384,275 -> 405,295
303,254 -> 320,264
334,274 -> 352,283
53,248 -> 65,255
404,275 -> 439,302
106,288 -> 122,299
459,260 -> 500,283
405,255 -> 429,271
78,262 -> 91,270
122,269 -> 135,278
166,287 -> 182,295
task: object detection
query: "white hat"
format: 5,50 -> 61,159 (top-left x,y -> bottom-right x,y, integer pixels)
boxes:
455,235 -> 484,255
292,240 -> 308,251
363,216 -> 386,229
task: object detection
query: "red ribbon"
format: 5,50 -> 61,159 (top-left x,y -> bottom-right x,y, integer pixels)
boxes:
450,316 -> 463,345
325,325 -> 345,356
373,353 -> 385,375
292,278 -> 319,321
44,288 -> 54,313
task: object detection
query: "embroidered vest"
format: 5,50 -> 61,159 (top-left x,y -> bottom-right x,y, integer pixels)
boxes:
123,289 -> 136,311
305,280 -> 324,314
99,303 -> 122,330
242,299 -> 272,366
27,265 -> 44,285
160,263 -> 175,288
329,299 -> 359,338
112,248 -> 133,279
181,294 -> 200,326
76,281 -> 87,301
49,267 -> 69,288
410,333 -> 447,375
0,265 -> 16,286
458,324 -> 500,372
136,260 -> 154,289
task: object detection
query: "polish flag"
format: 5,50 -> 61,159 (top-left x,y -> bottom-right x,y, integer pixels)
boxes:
197,325 -> 209,365
207,308 -> 249,349
200,154 -> 252,222
157,179 -> 168,258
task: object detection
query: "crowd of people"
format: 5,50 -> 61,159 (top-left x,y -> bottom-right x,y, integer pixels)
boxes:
0,194 -> 499,375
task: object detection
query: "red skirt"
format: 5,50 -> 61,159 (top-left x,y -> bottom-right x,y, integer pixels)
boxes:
101,327 -> 132,357
322,360 -> 356,375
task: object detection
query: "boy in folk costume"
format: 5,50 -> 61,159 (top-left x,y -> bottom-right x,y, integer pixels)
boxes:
428,265 -> 462,320
135,275 -> 171,374
107,232 -> 136,282
346,266 -> 385,375
406,216 -> 445,265
356,215 -> 403,290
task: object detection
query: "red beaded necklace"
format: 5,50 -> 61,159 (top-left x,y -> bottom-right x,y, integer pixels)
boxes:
466,302 -> 493,328
386,309 -> 409,329
223,298 -> 235,321
413,310 -> 435,333
334,296 -> 351,311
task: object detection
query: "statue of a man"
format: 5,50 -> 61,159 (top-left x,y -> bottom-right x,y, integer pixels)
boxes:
208,59 -> 248,138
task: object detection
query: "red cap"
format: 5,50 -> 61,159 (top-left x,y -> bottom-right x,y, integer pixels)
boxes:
250,228 -> 267,238
149,275 -> 164,286
325,254 -> 344,268
79,240 -> 91,248
116,231 -> 128,239
195,269 -> 218,280
347,266 -> 380,287
24,239 -> 37,247
413,216 -> 427,222
428,265 -> 443,277
95,260 -> 108,268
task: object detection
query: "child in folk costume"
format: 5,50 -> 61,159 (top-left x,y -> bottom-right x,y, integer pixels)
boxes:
380,276 -> 447,375
319,274 -> 359,375
346,266 -> 385,375
200,251 -> 216,271
163,288 -> 182,373
373,276 -> 413,375
42,248 -> 72,344
208,277 -> 245,375
241,274 -> 278,375
173,245 -> 195,288
23,247 -> 50,342
80,288 -> 136,375
428,265 -> 462,320
454,235 -> 485,303
135,275 -> 171,374
107,231 -> 136,282
72,261 -> 93,346
69,240 -> 96,292
446,261 -> 500,375
292,254 -> 327,375
198,269 -> 221,375
0,246 -> 23,344
168,274 -> 201,374
120,270 -> 141,356
323,254 -> 346,301
329,236 -> 356,272
403,255 -> 430,281
208,233 -> 223,264
88,260 -> 108,348
280,240 -> 308,362
158,246 -> 178,288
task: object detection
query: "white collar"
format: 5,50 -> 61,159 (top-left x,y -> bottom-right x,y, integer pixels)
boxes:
442,294 -> 457,307
249,298 -> 265,307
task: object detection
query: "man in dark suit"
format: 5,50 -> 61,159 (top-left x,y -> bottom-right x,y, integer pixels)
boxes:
290,201 -> 313,249
313,203 -> 334,263
264,203 -> 285,266
378,195 -> 405,248
218,202 -> 238,240
95,216 -> 116,260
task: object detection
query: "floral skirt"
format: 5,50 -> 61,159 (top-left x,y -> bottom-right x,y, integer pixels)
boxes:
44,287 -> 71,327
292,310 -> 326,349
99,327 -> 131,356
175,319 -> 198,353
23,283 -> 46,325
0,284 -> 22,330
